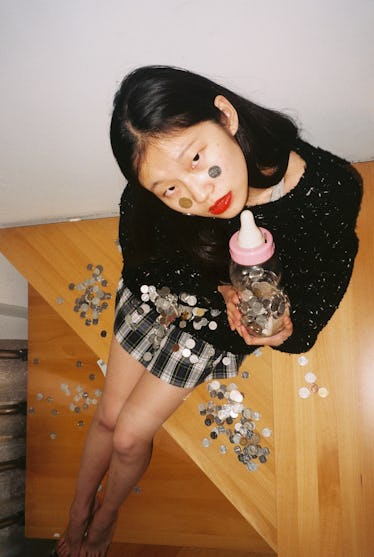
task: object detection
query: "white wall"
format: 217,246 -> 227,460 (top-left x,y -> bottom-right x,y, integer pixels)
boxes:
0,0 -> 373,229
0,254 -> 28,340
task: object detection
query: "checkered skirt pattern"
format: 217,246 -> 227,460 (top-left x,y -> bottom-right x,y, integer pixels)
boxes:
114,279 -> 244,389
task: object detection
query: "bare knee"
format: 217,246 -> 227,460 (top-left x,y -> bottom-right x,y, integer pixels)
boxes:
93,400 -> 121,434
112,427 -> 153,463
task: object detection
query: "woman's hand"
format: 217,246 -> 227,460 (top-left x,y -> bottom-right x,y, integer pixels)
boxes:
217,284 -> 242,331
217,284 -> 293,347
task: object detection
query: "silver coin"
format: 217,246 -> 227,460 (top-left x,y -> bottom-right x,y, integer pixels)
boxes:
208,165 -> 222,178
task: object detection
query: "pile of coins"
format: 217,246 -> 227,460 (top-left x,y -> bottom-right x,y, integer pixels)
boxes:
69,264 -> 112,327
199,380 -> 271,472
237,278 -> 289,337
298,371 -> 329,399
137,285 -> 221,351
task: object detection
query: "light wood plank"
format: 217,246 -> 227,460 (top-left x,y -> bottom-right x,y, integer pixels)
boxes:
273,161 -> 374,557
0,218 -> 122,362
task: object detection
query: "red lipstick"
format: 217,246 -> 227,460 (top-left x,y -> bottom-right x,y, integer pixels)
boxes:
209,192 -> 232,215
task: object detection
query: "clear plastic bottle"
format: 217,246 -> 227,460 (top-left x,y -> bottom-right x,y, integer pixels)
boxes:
229,210 -> 290,337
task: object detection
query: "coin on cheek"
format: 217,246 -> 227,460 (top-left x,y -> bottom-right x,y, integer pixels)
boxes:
208,165 -> 222,178
178,197 -> 193,209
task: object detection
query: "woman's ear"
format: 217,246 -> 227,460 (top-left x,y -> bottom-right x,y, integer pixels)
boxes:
214,95 -> 239,135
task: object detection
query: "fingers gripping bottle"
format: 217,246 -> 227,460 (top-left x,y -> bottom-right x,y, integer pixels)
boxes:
229,210 -> 290,337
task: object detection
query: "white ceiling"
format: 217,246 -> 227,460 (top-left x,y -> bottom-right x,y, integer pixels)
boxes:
1,0 -> 373,228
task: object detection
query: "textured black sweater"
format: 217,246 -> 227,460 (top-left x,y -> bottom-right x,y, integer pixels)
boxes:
118,140 -> 362,355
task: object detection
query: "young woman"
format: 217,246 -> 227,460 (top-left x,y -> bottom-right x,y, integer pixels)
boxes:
56,65 -> 362,557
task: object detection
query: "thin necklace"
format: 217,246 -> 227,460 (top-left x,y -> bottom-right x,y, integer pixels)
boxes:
269,177 -> 285,201
246,177 -> 285,206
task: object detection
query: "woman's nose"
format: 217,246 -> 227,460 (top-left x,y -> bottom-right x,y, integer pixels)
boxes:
186,176 -> 214,203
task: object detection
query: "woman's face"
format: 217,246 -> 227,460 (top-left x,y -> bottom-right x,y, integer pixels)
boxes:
138,97 -> 249,219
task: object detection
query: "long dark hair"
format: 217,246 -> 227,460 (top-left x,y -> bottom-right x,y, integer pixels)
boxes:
110,65 -> 299,279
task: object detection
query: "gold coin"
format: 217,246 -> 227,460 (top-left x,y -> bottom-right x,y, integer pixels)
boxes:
178,197 -> 193,209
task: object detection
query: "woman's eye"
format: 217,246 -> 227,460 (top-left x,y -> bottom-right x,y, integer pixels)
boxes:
192,153 -> 200,166
164,186 -> 176,197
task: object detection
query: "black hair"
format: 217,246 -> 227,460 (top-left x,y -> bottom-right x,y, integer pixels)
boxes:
110,65 -> 299,279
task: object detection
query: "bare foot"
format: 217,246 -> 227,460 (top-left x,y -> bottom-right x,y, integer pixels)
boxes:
56,517 -> 87,557
56,498 -> 100,557
79,505 -> 117,557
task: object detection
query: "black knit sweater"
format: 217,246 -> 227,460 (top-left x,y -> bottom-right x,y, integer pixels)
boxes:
118,139 -> 362,355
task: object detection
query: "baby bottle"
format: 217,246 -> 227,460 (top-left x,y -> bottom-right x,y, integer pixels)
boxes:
229,210 -> 290,337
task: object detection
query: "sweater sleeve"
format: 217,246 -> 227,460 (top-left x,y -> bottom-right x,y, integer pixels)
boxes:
274,157 -> 362,354
276,233 -> 359,353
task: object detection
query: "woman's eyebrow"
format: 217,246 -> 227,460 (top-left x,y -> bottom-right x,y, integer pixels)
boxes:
150,180 -> 164,191
150,137 -> 198,191
177,138 -> 196,161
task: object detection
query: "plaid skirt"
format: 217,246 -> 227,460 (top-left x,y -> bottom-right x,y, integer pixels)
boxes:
114,279 -> 244,389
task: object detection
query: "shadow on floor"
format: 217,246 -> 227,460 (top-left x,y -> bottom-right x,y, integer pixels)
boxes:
22,537 -> 55,557
0,524 -> 55,557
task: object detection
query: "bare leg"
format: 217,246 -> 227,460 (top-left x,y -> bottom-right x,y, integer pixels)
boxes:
57,338 -> 148,557
79,366 -> 192,557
